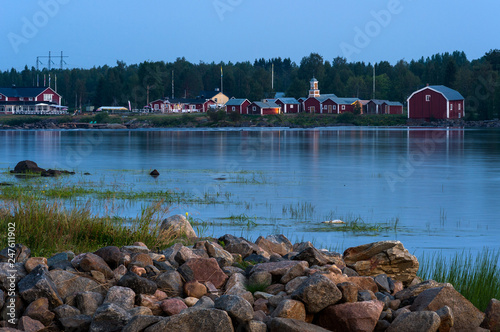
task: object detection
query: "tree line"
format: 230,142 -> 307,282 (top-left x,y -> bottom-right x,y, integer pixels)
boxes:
1,50 -> 499,120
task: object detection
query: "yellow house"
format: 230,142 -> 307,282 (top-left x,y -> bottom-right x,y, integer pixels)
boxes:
198,89 -> 229,108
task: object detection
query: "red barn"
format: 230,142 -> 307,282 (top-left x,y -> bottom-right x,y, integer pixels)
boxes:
407,85 -> 464,120
225,99 -> 251,114
367,100 -> 403,115
304,97 -> 322,113
149,99 -> 167,112
0,86 -> 62,114
248,101 -> 281,115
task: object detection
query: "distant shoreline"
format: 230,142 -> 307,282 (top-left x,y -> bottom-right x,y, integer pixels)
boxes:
1,113 -> 500,130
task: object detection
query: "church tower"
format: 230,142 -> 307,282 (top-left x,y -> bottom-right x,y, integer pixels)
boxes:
309,77 -> 320,98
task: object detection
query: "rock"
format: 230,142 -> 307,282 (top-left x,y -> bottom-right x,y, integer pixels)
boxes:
121,245 -> 150,254
219,234 -> 262,258
41,169 -> 63,177
17,316 -> 44,332
436,305 -> 454,332
155,270 -> 184,297
47,252 -> 72,270
253,298 -> 269,314
250,261 -> 308,281
93,246 -> 122,269
175,246 -> 202,265
242,320 -> 267,332
292,247 -> 330,266
150,169 -> 160,177
358,290 -> 376,301
23,297 -> 55,326
395,280 -> 446,303
53,304 -> 81,319
59,314 -> 92,332
13,160 -> 45,173
481,298 -> 500,331
122,316 -> 165,332
342,266 -> 359,277
90,270 -> 106,283
285,276 -> 308,294
90,303 -> 130,332
374,274 -> 392,293
78,253 -> 114,279
144,308 -> 233,332
183,280 -> 207,298
337,282 -> 359,303
24,257 -> 48,273
291,273 -> 342,313
103,286 -> 136,310
255,235 -> 292,256
0,244 -> 31,263
160,298 -> 188,316
194,241 -> 234,267
269,317 -> 331,332
130,266 -> 147,276
118,272 -> 158,295
317,300 -> 384,332
266,283 -> 286,295
244,253 -> 269,264
160,214 -> 197,238
76,291 -> 104,316
343,241 -> 419,285
386,311 -> 441,332
18,265 -> 63,308
192,296 -> 215,309
214,294 -> 254,324
184,297 -> 199,307
249,271 -> 272,289
50,270 -> 105,301
130,253 -> 154,268
178,258 -> 228,289
293,241 -> 314,252
137,294 -> 163,316
280,261 -> 308,284
271,299 -> 306,321
0,262 -> 27,292
410,285 -> 485,331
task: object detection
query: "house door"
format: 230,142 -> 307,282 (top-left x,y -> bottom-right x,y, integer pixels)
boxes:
328,105 -> 332,113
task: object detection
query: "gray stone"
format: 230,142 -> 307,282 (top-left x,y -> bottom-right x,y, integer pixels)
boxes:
93,246 -> 122,269
13,160 -> 45,174
271,299 -> 306,321
269,317 -> 331,332
337,282 -> 359,303
175,246 -> 201,265
0,262 -> 27,290
90,303 -> 130,332
248,271 -> 272,289
17,315 -> 44,332
144,308 -> 234,332
47,252 -> 71,269
316,300 -> 385,332
285,276 -> 308,294
241,320 -> 267,332
395,280 -> 446,302
118,272 -> 158,295
161,243 -> 183,267
59,314 -> 92,332
128,306 -> 153,317
103,286 -> 136,310
387,311 -> 441,332
280,261 -> 308,284
53,304 -> 81,319
155,270 -> 184,297
292,247 -> 330,266
374,274 -> 392,293
23,297 -> 55,326
76,291 -> 104,316
435,305 -> 454,332
50,270 -> 105,301
291,273 -> 342,313
78,253 -> 114,279
122,315 -> 166,332
18,265 -> 63,308
160,214 -> 197,238
194,241 -> 234,267
250,261 -> 308,280
214,294 -> 254,323
481,298 -> 500,331
192,296 -> 215,309
178,258 -> 228,289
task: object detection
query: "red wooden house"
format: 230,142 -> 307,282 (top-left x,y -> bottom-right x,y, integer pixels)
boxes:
407,85 -> 464,120
151,98 -> 215,113
366,100 -> 403,115
225,99 -> 251,114
0,87 -> 62,114
248,101 -> 281,115
275,98 -> 300,114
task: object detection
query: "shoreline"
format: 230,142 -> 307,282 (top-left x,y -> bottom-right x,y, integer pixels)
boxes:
1,113 -> 500,130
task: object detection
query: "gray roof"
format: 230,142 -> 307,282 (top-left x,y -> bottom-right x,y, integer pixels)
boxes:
385,101 -> 403,106
427,85 -> 464,101
253,101 -> 280,108
275,98 -> 300,104
225,98 -> 249,106
0,87 -> 52,97
274,92 -> 286,98
321,93 -> 338,98
369,99 -> 387,105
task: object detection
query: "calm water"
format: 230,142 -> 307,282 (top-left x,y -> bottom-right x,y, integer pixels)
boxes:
1,127 -> 500,258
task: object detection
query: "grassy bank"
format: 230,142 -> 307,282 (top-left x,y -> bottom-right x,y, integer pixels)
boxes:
418,249 -> 500,311
0,196 -> 187,257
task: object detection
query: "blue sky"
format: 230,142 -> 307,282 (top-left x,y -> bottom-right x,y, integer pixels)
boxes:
1,0 -> 498,71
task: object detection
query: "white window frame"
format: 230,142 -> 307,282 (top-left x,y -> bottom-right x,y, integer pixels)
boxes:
342,105 -> 346,110
19,97 -> 24,101
458,103 -> 461,111
333,105 -> 337,110
43,94 -> 53,102
232,106 -> 235,111
252,106 -> 256,111
450,104 -> 453,111
426,95 -> 431,102
290,105 -> 294,109
0,95 -> 3,99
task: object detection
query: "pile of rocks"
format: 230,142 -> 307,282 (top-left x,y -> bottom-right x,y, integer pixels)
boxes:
0,215 -> 498,332
9,160 -> 75,177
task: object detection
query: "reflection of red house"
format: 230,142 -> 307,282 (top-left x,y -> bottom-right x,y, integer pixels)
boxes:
248,101 -> 281,115
407,85 -> 464,120
225,99 -> 251,114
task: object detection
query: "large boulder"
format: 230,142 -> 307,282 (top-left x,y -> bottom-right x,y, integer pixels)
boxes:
118,272 -> 158,295
49,270 -> 106,301
214,295 -> 254,324
481,298 -> 500,331
90,303 -> 130,332
271,299 -> 306,321
410,285 -> 485,331
386,311 -> 441,332
160,214 -> 197,238
269,317 -> 331,332
255,235 -> 293,256
18,265 -> 63,308
13,160 -> 46,174
316,300 -> 384,332
343,241 -> 419,285
78,253 -> 114,279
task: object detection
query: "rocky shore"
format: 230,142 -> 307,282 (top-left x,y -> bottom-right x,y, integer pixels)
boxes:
0,214 -> 498,332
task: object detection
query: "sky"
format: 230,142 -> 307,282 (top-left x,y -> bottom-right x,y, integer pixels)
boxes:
0,0 -> 499,71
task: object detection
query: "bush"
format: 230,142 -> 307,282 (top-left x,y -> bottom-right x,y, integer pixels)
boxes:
208,110 -> 227,122
228,111 -> 241,122
94,112 -> 110,123
336,112 -> 357,124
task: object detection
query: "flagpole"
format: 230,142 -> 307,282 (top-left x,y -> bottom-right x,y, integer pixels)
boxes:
221,65 -> 223,95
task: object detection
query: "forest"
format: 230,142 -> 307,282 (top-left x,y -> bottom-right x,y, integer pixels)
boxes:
1,50 -> 499,120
